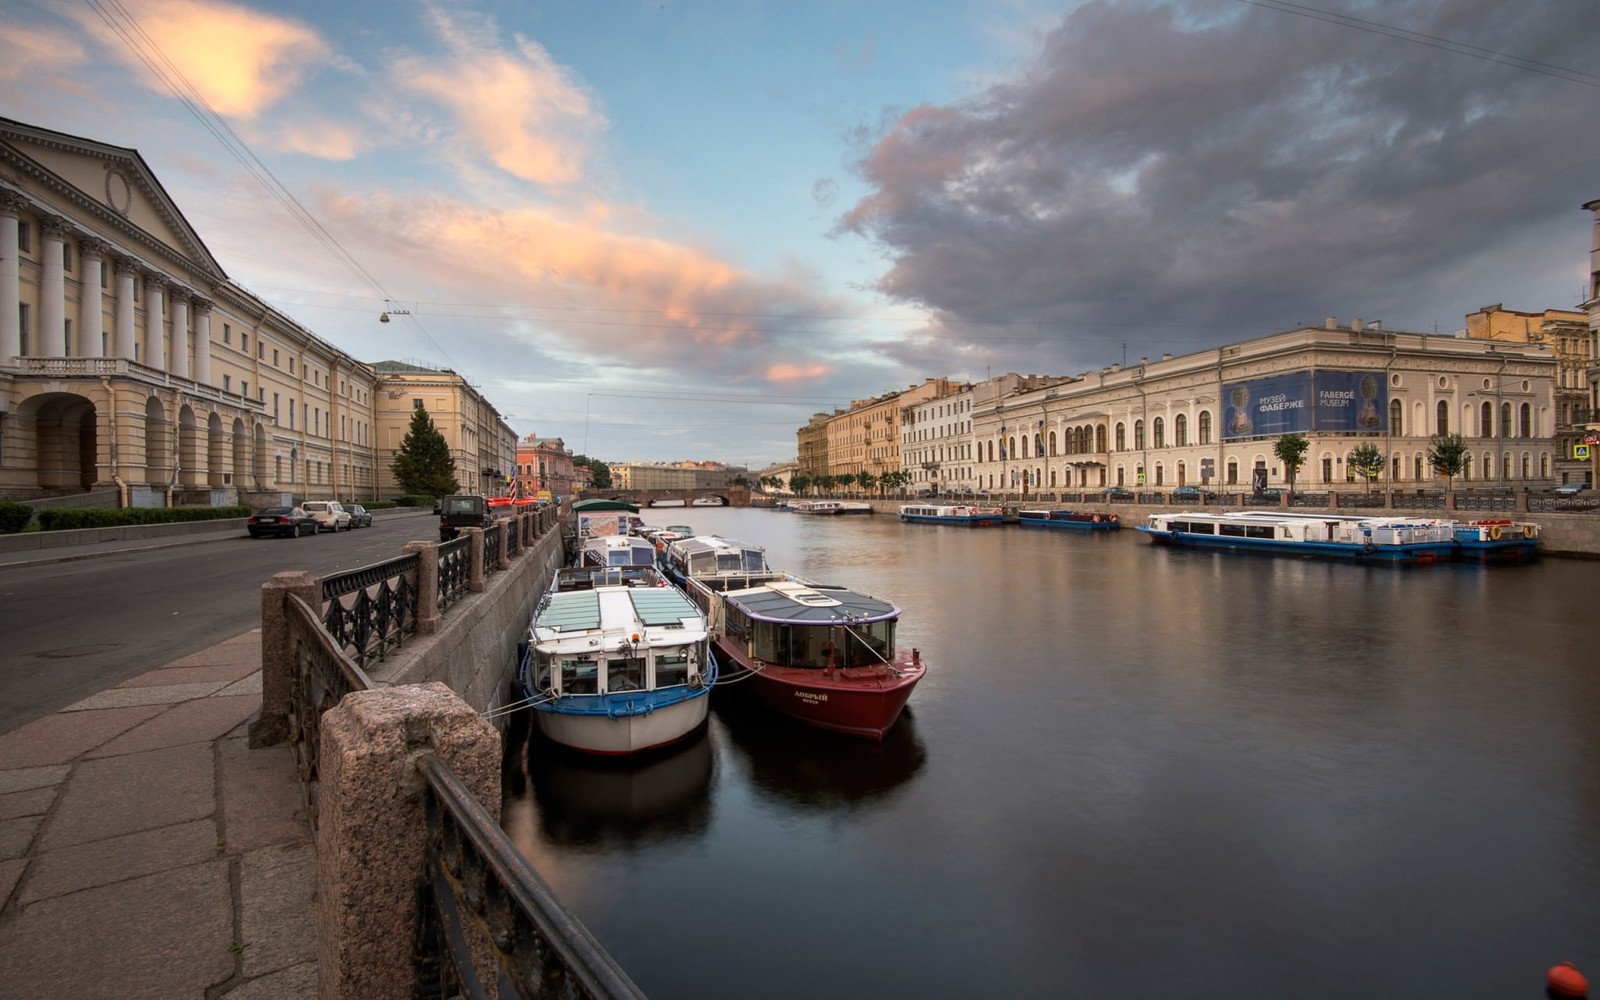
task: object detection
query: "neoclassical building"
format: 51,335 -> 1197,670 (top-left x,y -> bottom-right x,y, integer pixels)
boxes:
1,117 -> 512,505
968,320 -> 1558,496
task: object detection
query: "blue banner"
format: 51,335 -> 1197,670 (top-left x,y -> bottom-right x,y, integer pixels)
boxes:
1314,370 -> 1386,432
1224,370 -> 1386,439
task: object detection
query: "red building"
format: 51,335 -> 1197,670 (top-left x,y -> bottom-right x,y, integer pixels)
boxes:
515,434 -> 575,497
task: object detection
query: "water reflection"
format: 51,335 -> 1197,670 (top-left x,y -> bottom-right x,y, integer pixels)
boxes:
509,724 -> 714,850
710,693 -> 926,810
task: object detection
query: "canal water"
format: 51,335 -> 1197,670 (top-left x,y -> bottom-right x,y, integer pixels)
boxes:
501,507 -> 1600,1000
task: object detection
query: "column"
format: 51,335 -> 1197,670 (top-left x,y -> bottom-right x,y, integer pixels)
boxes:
192,297 -> 212,384
168,287 -> 190,379
78,239 -> 106,358
0,192 -> 22,365
143,273 -> 166,371
39,215 -> 66,356
113,256 -> 138,360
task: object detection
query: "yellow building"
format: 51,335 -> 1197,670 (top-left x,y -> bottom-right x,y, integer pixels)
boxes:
372,362 -> 516,498
1465,304 -> 1592,484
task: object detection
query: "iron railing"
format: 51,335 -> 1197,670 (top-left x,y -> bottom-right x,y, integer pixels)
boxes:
416,756 -> 647,1000
322,554 -> 420,669
485,522 -> 504,574
439,536 -> 470,612
285,593 -> 376,830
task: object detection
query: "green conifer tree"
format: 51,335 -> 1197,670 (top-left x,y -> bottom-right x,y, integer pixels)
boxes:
391,405 -> 460,497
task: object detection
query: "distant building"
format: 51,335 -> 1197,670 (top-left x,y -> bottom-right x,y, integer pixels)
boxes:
1464,304 -> 1592,485
514,433 -> 574,497
372,362 -> 516,498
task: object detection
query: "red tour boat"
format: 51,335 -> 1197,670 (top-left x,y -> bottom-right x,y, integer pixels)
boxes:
687,574 -> 925,740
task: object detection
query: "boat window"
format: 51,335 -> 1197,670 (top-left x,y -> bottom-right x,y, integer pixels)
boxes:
559,658 -> 598,695
607,656 -> 644,693
841,621 -> 894,668
752,622 -> 786,664
532,652 -> 554,689
1219,524 -> 1247,537
741,549 -> 767,571
716,552 -> 743,571
656,649 -> 690,687
1245,525 -> 1275,539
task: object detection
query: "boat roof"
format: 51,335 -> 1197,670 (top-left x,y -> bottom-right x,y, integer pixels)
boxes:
666,534 -> 770,565
1150,510 -> 1451,526
572,498 -> 640,512
535,580 -> 704,635
722,578 -> 899,625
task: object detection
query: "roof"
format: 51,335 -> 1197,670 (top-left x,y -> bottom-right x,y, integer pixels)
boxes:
572,498 -> 640,512
724,579 -> 899,624
535,583 -> 703,634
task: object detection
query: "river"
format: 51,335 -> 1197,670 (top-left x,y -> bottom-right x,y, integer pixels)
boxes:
501,506 -> 1600,999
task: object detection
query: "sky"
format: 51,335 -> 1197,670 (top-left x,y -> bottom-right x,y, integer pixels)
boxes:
4,0 -> 1598,467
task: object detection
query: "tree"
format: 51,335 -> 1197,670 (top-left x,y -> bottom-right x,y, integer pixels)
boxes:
789,474 -> 810,496
1274,433 -> 1309,494
1348,444 -> 1384,492
1427,433 -> 1469,491
572,455 -> 611,489
857,470 -> 878,494
391,405 -> 459,497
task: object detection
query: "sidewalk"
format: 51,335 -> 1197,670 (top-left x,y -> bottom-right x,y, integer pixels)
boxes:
0,523 -> 250,571
0,629 -> 317,999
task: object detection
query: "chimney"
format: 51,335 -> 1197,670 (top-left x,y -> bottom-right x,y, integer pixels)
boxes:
1325,316 -> 1338,329
1161,353 -> 1172,361
1352,318 -> 1364,332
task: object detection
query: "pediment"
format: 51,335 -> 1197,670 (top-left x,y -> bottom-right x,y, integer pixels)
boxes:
0,117 -> 225,283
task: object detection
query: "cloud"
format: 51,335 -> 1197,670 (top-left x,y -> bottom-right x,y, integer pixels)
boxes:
0,22 -> 86,81
838,0 -> 1600,368
67,0 -> 331,118
393,4 -> 605,187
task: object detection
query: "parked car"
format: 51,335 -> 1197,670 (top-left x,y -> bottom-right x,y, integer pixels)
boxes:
347,504 -> 373,528
1099,486 -> 1135,501
1553,481 -> 1591,495
1249,488 -> 1285,503
438,494 -> 494,541
247,506 -> 316,538
1170,485 -> 1217,503
301,500 -> 352,532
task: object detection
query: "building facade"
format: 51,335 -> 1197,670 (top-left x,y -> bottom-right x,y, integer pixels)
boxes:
514,433 -> 574,497
1465,304 -> 1592,486
372,362 -> 516,499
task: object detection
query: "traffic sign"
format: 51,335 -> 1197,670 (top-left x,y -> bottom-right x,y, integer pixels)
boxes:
1577,444 -> 1592,460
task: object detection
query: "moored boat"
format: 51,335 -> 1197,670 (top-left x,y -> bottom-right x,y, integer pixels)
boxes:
684,574 -> 925,740
898,503 -> 1005,526
658,534 -> 775,595
650,497 -> 687,508
690,496 -> 726,507
1017,508 -> 1120,531
579,534 -> 660,568
794,500 -> 873,515
1136,510 -> 1537,564
1451,518 -> 1541,561
519,566 -> 717,755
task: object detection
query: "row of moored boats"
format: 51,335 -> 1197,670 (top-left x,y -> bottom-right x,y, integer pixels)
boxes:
517,502 -> 925,757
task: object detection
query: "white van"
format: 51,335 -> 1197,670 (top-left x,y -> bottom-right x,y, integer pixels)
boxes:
301,500 -> 352,532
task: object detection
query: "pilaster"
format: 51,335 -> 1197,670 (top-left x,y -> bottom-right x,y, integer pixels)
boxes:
0,192 -> 23,365
38,215 -> 67,356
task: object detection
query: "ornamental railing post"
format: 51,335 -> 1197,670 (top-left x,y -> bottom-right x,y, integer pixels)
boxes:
465,527 -> 485,592
404,540 -> 441,635
250,570 -> 319,747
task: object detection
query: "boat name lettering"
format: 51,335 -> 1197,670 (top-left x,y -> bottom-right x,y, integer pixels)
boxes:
794,691 -> 829,704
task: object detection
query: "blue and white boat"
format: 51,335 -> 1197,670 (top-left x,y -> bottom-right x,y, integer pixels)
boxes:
578,534 -> 660,569
1450,518 -> 1541,562
519,566 -> 717,755
1016,508 -> 1120,531
897,503 -> 1006,526
1136,510 -> 1536,564
657,534 -> 774,593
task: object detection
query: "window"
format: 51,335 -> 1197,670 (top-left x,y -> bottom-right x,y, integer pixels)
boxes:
241,380 -> 248,399
241,333 -> 248,352
1436,400 -> 1448,435
223,323 -> 231,344
289,358 -> 295,374
1390,399 -> 1403,436
1134,420 -> 1145,450
1520,403 -> 1531,437
63,242 -> 73,272
413,398 -> 423,410
19,303 -> 30,354
273,349 -> 279,366
289,402 -> 295,429
1176,414 -> 1188,447
258,342 -> 264,359
17,221 -> 30,253
1115,423 -> 1126,451
1153,417 -> 1164,448
223,374 -> 231,392
273,393 -> 280,420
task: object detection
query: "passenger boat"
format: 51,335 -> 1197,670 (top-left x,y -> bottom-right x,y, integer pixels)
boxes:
1136,511 -> 1537,564
650,497 -> 687,508
690,496 -> 726,507
793,500 -> 873,515
898,503 -> 1006,526
518,566 -> 717,755
579,534 -> 660,569
684,573 -> 925,740
1451,518 -> 1541,562
658,534 -> 774,595
1017,508 -> 1120,531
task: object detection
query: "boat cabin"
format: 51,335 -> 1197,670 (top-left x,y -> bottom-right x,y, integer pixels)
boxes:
718,579 -> 898,670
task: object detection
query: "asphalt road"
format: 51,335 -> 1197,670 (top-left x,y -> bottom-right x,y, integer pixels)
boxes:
0,510 -> 439,736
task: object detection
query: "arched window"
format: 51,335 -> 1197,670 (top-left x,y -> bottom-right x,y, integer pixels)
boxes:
1153,417 -> 1165,448
1175,414 -> 1188,447
1414,455 -> 1424,480
1482,452 -> 1493,480
1503,455 -> 1512,480
1436,400 -> 1449,435
1520,403 -> 1531,437
1480,402 -> 1492,437
1096,425 -> 1108,452
1134,420 -> 1145,450
1034,433 -> 1043,458
1501,402 -> 1512,438
1198,410 -> 1212,445
1155,464 -> 1164,485
1226,460 -> 1238,485
1391,454 -> 1401,481
1049,431 -> 1057,456
1521,453 -> 1530,479
1178,460 -> 1187,485
1115,423 -> 1126,451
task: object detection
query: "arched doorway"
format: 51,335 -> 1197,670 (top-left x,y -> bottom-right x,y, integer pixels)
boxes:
232,418 -> 251,491
178,405 -> 203,487
14,392 -> 99,492
207,412 -> 227,488
145,396 -> 173,487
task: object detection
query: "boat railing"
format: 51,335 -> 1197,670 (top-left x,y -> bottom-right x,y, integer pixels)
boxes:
554,565 -> 665,590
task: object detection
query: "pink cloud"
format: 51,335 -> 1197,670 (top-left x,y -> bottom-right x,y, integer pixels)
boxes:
0,23 -> 86,80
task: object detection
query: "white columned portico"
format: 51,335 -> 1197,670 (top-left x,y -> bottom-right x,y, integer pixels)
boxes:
169,287 -> 190,378
0,192 -> 21,365
39,216 -> 66,356
144,273 -> 166,371
114,256 -> 138,360
79,239 -> 107,358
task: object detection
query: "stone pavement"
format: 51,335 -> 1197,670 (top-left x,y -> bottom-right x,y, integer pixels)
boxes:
0,629 -> 317,999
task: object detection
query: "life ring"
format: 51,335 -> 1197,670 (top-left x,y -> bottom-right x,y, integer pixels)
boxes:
1521,525 -> 1535,539
1487,525 -> 1501,541
1092,514 -> 1102,523
1110,514 -> 1119,522
1362,539 -> 1376,554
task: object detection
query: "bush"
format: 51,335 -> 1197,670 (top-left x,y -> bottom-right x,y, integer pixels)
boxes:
393,495 -> 434,508
0,501 -> 33,534
36,505 -> 252,531
361,500 -> 400,510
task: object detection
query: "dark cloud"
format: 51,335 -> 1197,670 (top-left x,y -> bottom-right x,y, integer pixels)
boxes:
839,0 -> 1600,370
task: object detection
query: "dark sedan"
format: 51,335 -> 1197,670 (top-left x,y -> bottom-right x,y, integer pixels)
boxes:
247,506 -> 316,538
347,504 -> 374,528
1170,485 -> 1217,503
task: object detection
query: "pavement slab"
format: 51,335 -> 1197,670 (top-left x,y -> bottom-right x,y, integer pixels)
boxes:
218,736 -> 309,853
0,814 -> 44,860
116,659 -> 262,688
86,694 -> 260,759
0,786 -> 56,821
164,633 -> 262,669
219,960 -> 317,999
36,743 -> 214,851
0,860 -> 233,1000
238,841 -> 317,977
20,818 -> 218,904
64,681 -> 232,712
0,764 -> 70,795
0,707 -> 165,768
0,857 -> 24,908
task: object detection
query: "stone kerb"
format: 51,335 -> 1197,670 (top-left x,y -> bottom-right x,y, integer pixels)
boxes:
316,683 -> 500,1000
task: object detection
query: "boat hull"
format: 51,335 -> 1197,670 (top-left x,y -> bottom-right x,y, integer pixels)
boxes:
899,512 -> 1004,526
534,691 -> 710,755
715,643 -> 924,739
1017,511 -> 1120,531
1137,527 -> 1459,564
